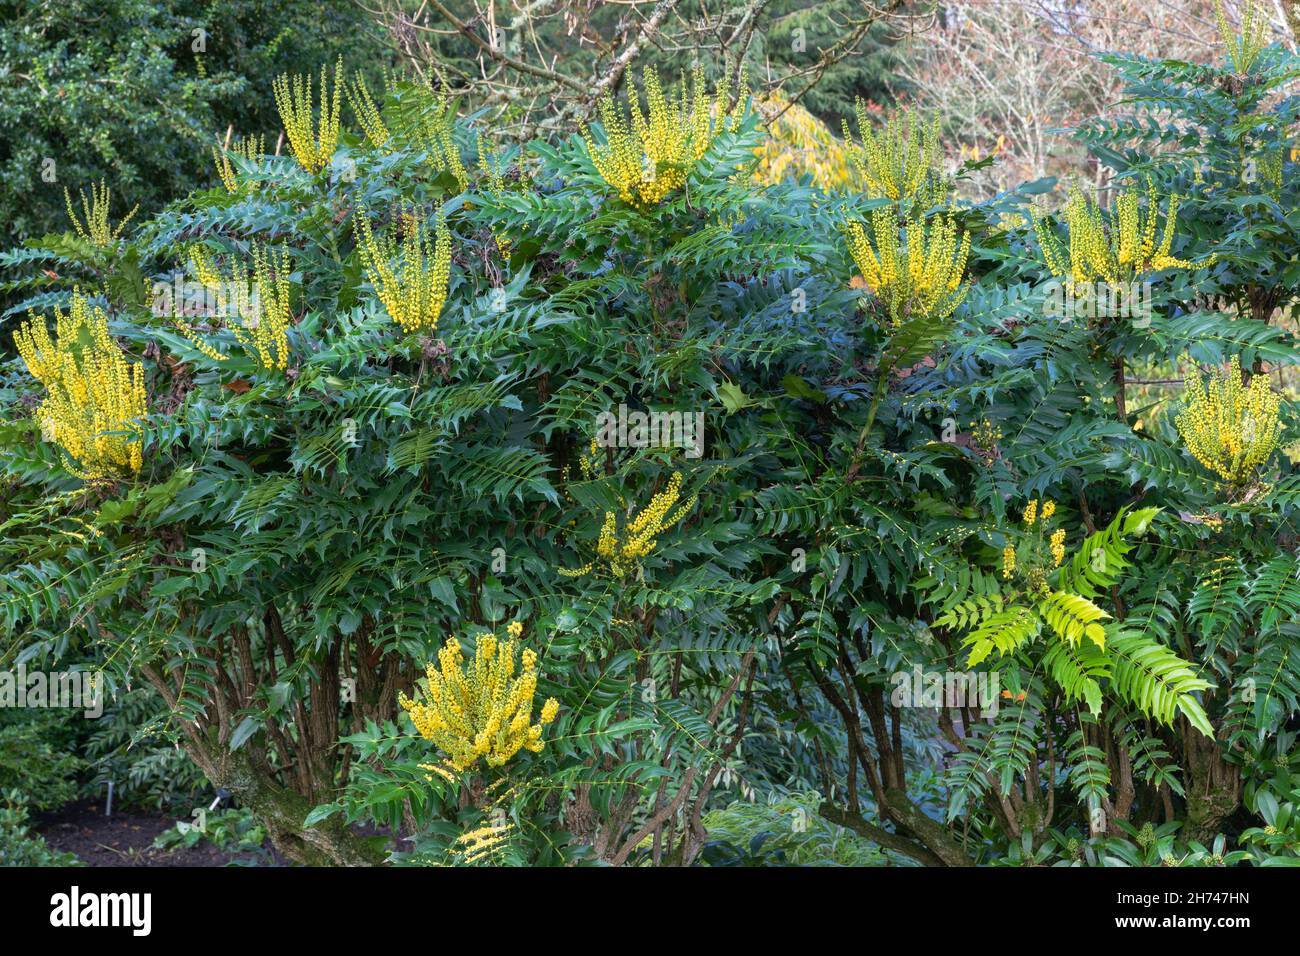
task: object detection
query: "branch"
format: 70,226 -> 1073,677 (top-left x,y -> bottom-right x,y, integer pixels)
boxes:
587,0 -> 686,104
818,802 -> 948,866
422,0 -> 591,94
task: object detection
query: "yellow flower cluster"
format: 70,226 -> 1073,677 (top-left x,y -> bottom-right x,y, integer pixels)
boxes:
1050,528 -> 1066,568
212,135 -> 264,193
561,437 -> 603,495
842,105 -> 948,206
398,622 -> 559,772
345,73 -> 390,150
423,96 -> 468,191
452,820 -> 512,865
583,66 -> 744,210
752,91 -> 861,191
560,471 -> 696,579
1022,498 -> 1056,527
477,134 -> 512,257
354,208 -> 452,334
64,181 -> 138,247
1033,179 -> 1214,290
1215,0 -> 1267,74
13,293 -> 146,480
1022,499 -> 1038,526
577,438 -> 602,479
190,245 -> 222,289
1259,145 -> 1284,199
846,210 -> 971,324
273,58 -> 343,174
1175,355 -> 1282,486
1004,499 -> 1067,581
970,418 -> 1002,452
181,244 -> 294,371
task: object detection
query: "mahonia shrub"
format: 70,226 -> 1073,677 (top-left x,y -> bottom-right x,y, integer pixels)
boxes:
1,12 -> 1298,869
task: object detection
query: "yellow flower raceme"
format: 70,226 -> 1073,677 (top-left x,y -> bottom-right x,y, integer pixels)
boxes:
423,100 -> 468,190
453,821 -> 512,864
399,625 -> 559,772
477,134 -> 512,257
560,471 -> 696,579
1050,529 -> 1066,568
64,181 -> 138,247
212,135 -> 264,193
237,245 -> 295,372
1033,179 -> 1214,291
1176,355 -> 1282,486
1001,544 -> 1016,579
273,58 -> 343,174
846,210 -> 971,324
345,73 -> 390,150
1214,0 -> 1267,74
842,105 -> 947,206
971,418 -> 1002,452
583,66 -> 744,210
178,244 -> 295,371
13,293 -> 146,480
354,209 -> 452,334
1022,499 -> 1038,526
1259,144 -> 1284,199
190,245 -> 223,290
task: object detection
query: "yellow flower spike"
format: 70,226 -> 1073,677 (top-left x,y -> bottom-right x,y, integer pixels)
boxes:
453,819 -> 513,864
583,66 -> 743,210
1214,0 -> 1268,74
1001,544 -> 1016,579
403,625 -> 556,772
847,211 -> 970,326
189,246 -> 223,290
1176,355 -> 1282,487
272,57 -> 343,175
212,135 -> 264,193
179,244 -> 294,371
174,320 -> 230,363
1022,499 -> 1038,527
354,207 -> 452,334
842,105 -> 948,206
64,181 -> 138,247
560,471 -> 696,578
421,89 -> 468,190
477,134 -> 513,256
13,292 -> 147,481
1034,179 -> 1215,293
345,73 -> 390,150
1040,499 -> 1056,521
1050,528 -> 1066,568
